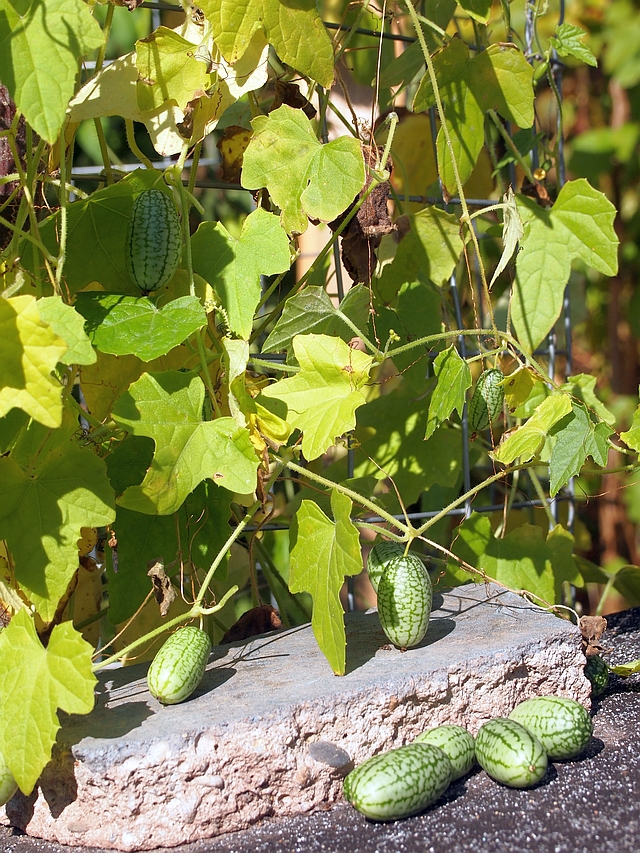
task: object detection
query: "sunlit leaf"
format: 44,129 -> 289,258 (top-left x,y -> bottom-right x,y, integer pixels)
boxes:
135,27 -> 210,112
492,394 -> 572,464
550,23 -> 597,67
36,297 -> 96,366
549,404 -> 613,496
489,186 -> 523,288
425,346 -> 472,440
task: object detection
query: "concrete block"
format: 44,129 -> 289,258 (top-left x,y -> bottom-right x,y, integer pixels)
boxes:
3,584 -> 590,850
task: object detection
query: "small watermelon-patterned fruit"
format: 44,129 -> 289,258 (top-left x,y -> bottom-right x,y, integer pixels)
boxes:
415,725 -> 475,780
367,541 -> 404,593
469,368 -> 505,433
475,718 -> 548,788
377,553 -> 432,649
343,742 -> 452,821
0,749 -> 17,806
508,696 -> 593,760
147,625 -> 211,705
126,188 -> 181,293
584,655 -> 609,696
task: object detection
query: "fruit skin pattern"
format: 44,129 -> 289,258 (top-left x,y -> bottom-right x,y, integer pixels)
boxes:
475,717 -> 548,788
376,553 -> 432,649
415,724 -> 476,780
584,655 -> 609,696
367,541 -> 404,593
508,696 -> 593,760
343,742 -> 453,821
147,625 -> 211,705
469,368 -> 505,433
126,188 -> 182,293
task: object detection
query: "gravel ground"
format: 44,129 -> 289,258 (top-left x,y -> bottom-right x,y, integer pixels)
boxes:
2,608 -> 639,853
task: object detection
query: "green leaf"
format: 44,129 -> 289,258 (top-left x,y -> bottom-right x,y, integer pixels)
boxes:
262,285 -> 369,353
107,483 -> 231,624
548,404 -> 613,496
375,208 -> 464,299
201,0 -> 334,87
289,491 -> 362,675
191,208 -> 291,339
457,0 -> 492,23
111,371 -> 259,513
425,346 -> 472,440
413,39 -> 534,194
260,335 -> 373,461
512,180 -> 619,352
0,419 -> 115,621
241,105 -> 366,235
0,295 -> 68,427
74,294 -> 206,362
561,373 -> 616,425
0,0 -> 104,142
550,23 -> 597,68
447,514 -> 581,604
621,396 -> 640,451
0,609 -> 96,794
492,393 -> 572,465
135,27 -> 210,112
610,658 -> 640,677
36,297 -> 96,366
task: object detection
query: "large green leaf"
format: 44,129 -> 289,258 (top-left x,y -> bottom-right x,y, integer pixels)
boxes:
260,335 -> 373,461
0,419 -> 115,621
0,0 -> 104,142
492,394 -> 572,465
191,208 -> 291,339
424,346 -> 472,440
74,294 -> 206,362
0,610 -> 96,794
548,404 -> 612,496
446,514 -> 581,605
512,180 -> 619,352
36,297 -> 96,366
135,27 -> 210,112
0,295 -> 68,428
413,39 -> 534,194
241,105 -> 366,235
289,492 -> 362,675
200,0 -> 334,87
111,371 -> 259,513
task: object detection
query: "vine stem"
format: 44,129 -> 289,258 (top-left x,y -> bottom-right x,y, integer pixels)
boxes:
403,0 -> 497,339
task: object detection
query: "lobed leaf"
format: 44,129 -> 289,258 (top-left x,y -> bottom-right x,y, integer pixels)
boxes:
424,346 -> 472,440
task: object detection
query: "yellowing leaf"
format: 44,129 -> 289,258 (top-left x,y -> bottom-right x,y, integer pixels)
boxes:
491,394 -> 572,464
0,295 -> 68,428
289,492 -> 362,675
489,186 -> 524,289
502,367 -> 536,411
261,335 -> 373,461
136,27 -> 211,112
0,609 -> 96,794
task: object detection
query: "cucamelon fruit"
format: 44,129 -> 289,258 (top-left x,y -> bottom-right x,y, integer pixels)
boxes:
414,725 -> 475,780
475,718 -> 548,788
0,748 -> 17,806
508,696 -> 593,760
147,625 -> 211,705
343,742 -> 452,821
377,553 -> 432,649
469,368 -> 504,433
584,655 -> 609,696
367,541 -> 404,593
126,188 -> 181,293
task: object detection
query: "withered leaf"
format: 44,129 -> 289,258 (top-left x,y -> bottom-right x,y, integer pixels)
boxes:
147,559 -> 177,618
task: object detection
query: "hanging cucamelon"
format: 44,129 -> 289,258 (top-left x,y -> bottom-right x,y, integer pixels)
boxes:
469,368 -> 505,434
126,187 -> 182,293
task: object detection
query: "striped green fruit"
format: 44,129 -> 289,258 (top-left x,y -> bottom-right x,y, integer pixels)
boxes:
147,625 -> 211,705
475,718 -> 548,788
0,749 -> 17,806
508,696 -> 593,760
343,742 -> 452,821
415,725 -> 475,780
367,541 -> 404,593
126,188 -> 181,293
377,553 -> 432,649
584,655 -> 609,696
469,368 -> 505,433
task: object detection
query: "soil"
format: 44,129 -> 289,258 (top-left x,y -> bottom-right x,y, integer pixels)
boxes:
2,607 -> 639,853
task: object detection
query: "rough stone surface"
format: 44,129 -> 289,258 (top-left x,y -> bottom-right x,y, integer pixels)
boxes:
2,584 -> 590,851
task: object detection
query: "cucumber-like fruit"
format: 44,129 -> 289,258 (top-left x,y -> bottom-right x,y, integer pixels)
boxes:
0,749 -> 17,806
126,188 -> 181,293
508,696 -> 593,760
475,718 -> 548,788
414,725 -> 475,780
469,368 -> 505,433
367,541 -> 404,593
584,655 -> 609,696
147,625 -> 211,705
343,742 -> 452,821
377,553 -> 432,649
